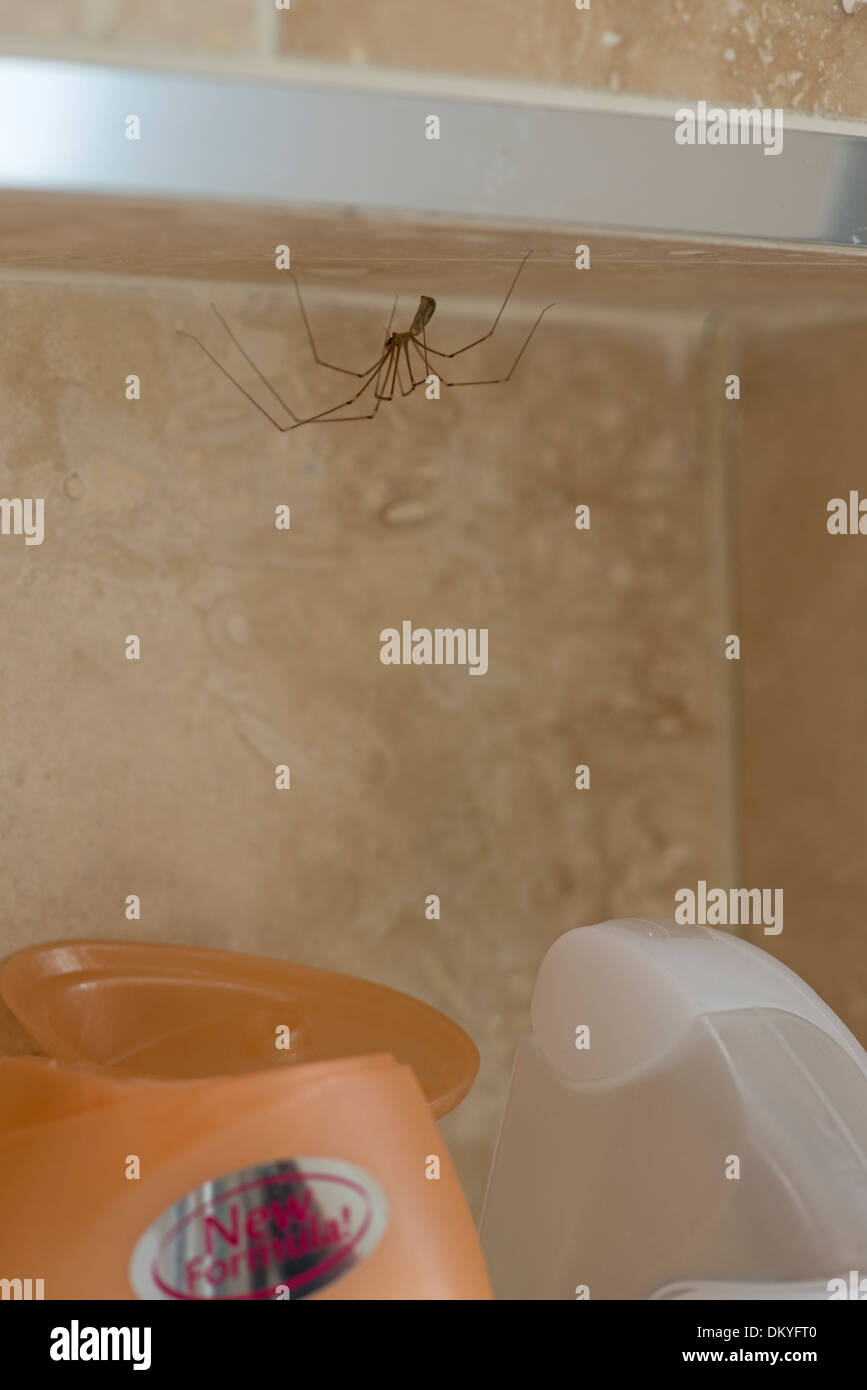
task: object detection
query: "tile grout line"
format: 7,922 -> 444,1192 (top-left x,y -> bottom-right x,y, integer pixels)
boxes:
700,311 -> 744,923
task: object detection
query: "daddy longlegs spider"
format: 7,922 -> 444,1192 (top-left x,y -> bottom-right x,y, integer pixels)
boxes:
177,250 -> 554,432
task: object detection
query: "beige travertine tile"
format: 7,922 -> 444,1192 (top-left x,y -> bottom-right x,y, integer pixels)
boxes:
3,196 -> 867,314
279,0 -> 867,120
2,3 -> 867,122
736,315 -> 867,1044
0,274 -> 722,1212
0,0 -> 257,51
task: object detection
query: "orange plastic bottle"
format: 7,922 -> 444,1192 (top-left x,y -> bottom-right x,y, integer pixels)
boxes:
0,940 -> 491,1300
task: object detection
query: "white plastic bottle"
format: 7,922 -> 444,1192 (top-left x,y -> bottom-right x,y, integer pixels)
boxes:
480,919 -> 867,1300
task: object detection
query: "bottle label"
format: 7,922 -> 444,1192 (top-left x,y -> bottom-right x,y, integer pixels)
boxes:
129,1158 -> 388,1300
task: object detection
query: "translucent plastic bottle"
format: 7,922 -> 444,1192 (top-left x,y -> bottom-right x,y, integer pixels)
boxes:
480,919 -> 867,1300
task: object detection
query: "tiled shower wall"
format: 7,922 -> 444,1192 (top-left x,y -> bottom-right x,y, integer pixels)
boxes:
0,277 -> 724,1211
736,312 -> 867,1048
1,1 -> 867,118
2,6 -> 867,1211
4,269 -> 864,1210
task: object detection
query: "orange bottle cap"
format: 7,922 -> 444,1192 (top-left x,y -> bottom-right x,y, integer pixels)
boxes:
0,939 -> 479,1118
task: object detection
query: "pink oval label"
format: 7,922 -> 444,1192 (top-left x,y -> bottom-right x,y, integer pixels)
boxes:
129,1159 -> 388,1300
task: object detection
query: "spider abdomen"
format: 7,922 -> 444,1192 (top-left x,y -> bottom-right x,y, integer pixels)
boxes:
410,296 -> 436,335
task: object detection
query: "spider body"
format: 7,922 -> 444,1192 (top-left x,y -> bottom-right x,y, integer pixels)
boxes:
179,252 -> 553,432
408,295 -> 437,337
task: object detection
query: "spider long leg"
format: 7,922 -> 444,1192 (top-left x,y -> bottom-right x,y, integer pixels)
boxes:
422,249 -> 536,360
409,337 -> 434,381
213,303 -> 384,418
377,343 -> 401,401
177,329 -> 297,431
288,354 -> 389,428
410,301 -> 554,387
390,344 -> 403,397
373,343 -> 396,400
209,306 -> 302,422
291,273 -> 386,378
301,351 -> 394,426
179,322 -> 389,432
297,391 -> 388,427
403,340 -> 423,392
302,393 -> 388,425
395,345 -> 415,397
